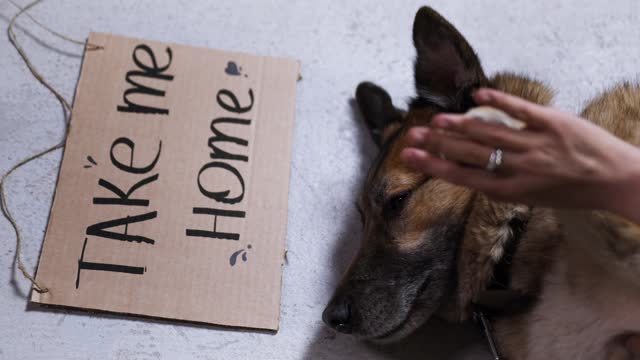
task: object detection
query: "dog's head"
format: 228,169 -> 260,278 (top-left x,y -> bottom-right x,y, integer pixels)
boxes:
322,7 -> 552,341
323,8 -> 557,341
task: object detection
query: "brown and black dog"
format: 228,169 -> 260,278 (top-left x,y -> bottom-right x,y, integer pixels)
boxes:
323,6 -> 640,359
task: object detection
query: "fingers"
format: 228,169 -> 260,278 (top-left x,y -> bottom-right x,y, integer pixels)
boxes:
400,147 -> 513,195
472,88 -> 556,129
430,114 -> 533,152
406,127 -> 525,173
406,127 -> 506,170
627,335 -> 640,356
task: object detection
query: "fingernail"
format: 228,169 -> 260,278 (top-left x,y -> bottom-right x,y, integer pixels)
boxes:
432,116 -> 451,128
407,127 -> 429,145
401,148 -> 427,164
473,89 -> 491,103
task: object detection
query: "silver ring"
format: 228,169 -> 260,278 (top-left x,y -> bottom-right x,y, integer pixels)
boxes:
486,148 -> 503,172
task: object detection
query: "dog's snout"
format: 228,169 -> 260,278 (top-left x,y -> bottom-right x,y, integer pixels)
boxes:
322,297 -> 353,334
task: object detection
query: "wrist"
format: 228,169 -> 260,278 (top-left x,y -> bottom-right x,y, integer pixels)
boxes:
601,146 -> 640,223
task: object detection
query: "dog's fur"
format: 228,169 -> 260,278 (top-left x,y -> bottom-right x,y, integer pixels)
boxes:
322,6 -> 640,359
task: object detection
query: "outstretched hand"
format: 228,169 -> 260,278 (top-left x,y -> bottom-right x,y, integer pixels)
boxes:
400,88 -> 640,223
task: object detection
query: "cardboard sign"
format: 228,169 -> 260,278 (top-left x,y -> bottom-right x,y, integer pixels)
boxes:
31,33 -> 299,330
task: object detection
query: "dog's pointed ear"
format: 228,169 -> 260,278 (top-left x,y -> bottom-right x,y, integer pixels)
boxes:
412,7 -> 488,112
356,82 -> 403,147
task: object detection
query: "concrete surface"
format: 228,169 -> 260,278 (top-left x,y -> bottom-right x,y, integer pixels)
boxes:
1,0 -> 639,359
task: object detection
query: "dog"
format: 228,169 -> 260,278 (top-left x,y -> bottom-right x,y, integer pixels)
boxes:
322,6 -> 640,359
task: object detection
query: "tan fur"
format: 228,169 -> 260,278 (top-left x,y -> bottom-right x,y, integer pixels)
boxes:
328,8 -> 640,357
439,74 -> 559,323
582,83 -> 640,145
493,84 -> 640,360
386,81 -> 640,358
399,180 -> 473,251
492,73 -> 555,106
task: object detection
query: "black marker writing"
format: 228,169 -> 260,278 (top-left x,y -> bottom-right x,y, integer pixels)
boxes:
186,88 -> 254,241
117,44 -> 174,115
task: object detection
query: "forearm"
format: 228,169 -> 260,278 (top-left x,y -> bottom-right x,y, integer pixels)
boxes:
611,174 -> 640,224
602,146 -> 640,224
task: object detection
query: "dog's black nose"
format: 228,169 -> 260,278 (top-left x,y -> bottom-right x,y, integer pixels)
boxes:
322,298 -> 353,334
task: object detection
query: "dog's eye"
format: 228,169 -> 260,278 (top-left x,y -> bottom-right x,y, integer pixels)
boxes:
383,192 -> 411,217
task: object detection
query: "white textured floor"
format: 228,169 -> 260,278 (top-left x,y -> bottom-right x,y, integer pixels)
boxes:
2,1 -> 640,359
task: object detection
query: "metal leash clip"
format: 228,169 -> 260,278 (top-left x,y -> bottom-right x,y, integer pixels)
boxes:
473,311 -> 502,360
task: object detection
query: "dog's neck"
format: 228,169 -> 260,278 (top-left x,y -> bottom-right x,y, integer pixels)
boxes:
437,196 -> 536,322
473,215 -> 536,315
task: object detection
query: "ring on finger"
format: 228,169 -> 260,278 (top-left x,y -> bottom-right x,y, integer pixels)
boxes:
486,148 -> 503,172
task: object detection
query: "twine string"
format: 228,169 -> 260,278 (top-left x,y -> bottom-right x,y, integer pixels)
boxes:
4,0 -> 102,293
8,0 -> 102,51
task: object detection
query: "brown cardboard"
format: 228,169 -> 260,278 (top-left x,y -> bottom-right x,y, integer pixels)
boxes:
31,33 -> 299,330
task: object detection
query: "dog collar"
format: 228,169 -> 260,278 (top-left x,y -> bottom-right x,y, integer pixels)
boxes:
472,215 -> 530,359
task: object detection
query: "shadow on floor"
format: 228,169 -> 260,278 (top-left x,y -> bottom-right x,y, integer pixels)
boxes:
302,317 -> 487,360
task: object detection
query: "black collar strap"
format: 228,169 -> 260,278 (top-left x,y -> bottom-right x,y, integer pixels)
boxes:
475,216 -> 528,310
489,216 -> 527,291
472,215 -> 530,360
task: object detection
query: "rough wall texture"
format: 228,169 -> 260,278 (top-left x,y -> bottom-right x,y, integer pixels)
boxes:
1,0 -> 639,359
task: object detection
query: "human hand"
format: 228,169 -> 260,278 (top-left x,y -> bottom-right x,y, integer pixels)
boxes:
626,335 -> 640,357
400,88 -> 640,222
